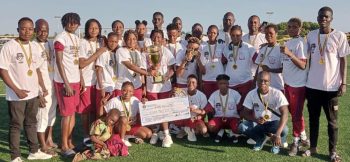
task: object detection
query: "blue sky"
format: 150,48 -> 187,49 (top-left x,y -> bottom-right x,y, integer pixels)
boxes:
1,0 -> 348,35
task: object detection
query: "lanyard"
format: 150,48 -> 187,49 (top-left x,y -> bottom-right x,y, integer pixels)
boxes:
219,92 -> 229,117
259,45 -> 275,65
18,39 -> 32,70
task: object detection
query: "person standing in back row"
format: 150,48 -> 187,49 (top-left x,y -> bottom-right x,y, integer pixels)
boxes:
304,6 -> 349,162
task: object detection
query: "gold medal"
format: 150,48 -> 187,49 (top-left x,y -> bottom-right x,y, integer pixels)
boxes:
27,69 -> 33,76
48,65 -> 54,72
126,124 -> 131,132
74,59 -> 79,65
232,64 -> 237,70
319,59 -> 324,65
263,114 -> 270,120
112,76 -> 118,82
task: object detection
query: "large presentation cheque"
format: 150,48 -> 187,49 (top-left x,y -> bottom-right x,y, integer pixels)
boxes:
139,97 -> 190,126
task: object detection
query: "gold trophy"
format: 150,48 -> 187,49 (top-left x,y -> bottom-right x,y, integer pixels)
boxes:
148,45 -> 163,83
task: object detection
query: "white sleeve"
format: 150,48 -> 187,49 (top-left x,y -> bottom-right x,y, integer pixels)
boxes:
118,48 -> 130,63
234,90 -> 241,105
223,45 -> 230,58
199,92 -> 208,109
165,48 -> 176,65
208,92 -> 216,107
95,53 -> 105,67
139,51 -> 147,69
104,98 -> 121,113
243,91 -> 254,110
295,40 -> 307,59
337,32 -> 350,57
175,50 -> 185,66
79,40 -> 88,59
276,91 -> 289,109
0,43 -> 11,70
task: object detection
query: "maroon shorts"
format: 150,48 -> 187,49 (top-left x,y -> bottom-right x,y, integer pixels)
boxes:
208,117 -> 240,133
54,82 -> 80,116
77,86 -> 96,114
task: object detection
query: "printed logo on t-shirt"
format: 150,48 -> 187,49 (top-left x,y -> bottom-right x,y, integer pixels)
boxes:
229,54 -> 234,61
215,103 -> 222,111
310,43 -> 316,54
268,56 -> 276,64
204,51 -> 209,60
239,53 -> 245,60
16,53 -> 24,63
109,59 -> 115,66
41,51 -> 47,60
88,50 -> 93,56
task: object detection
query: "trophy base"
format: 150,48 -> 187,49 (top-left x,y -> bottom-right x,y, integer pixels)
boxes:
152,75 -> 164,84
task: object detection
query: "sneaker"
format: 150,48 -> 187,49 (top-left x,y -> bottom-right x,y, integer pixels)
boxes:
288,143 -> 298,156
232,135 -> 238,144
27,150 -> 52,160
184,127 -> 197,142
214,135 -> 223,143
247,138 -> 256,145
176,129 -> 186,139
330,152 -> 342,162
253,136 -> 269,151
11,157 -> 23,162
150,133 -> 159,145
169,124 -> 181,134
83,137 -> 92,147
158,131 -> 165,141
122,139 -> 132,147
162,135 -> 173,148
225,129 -> 234,138
271,146 -> 280,154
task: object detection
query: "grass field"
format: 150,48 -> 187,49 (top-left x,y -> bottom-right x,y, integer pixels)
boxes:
0,58 -> 349,162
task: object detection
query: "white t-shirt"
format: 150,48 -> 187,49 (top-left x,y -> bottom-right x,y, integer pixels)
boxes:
282,37 -> 308,87
208,89 -> 241,118
34,41 -> 55,90
95,50 -> 120,92
166,42 -> 184,59
242,33 -> 267,50
53,31 -> 80,83
242,33 -> 267,77
0,39 -> 43,101
200,42 -> 225,81
255,45 -> 284,90
175,49 -> 198,84
218,29 -> 231,45
144,46 -> 175,93
117,47 -> 146,89
104,96 -> 140,118
187,89 -> 208,117
223,42 -> 256,86
138,38 -> 152,49
79,39 -> 99,86
243,87 -> 289,122
306,29 -> 350,91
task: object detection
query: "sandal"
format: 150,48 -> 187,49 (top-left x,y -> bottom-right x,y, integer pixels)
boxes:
61,149 -> 76,157
135,138 -> 144,144
330,153 -> 342,162
302,147 -> 317,157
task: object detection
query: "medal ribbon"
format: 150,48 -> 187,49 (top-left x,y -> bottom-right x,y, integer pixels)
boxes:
18,39 -> 33,71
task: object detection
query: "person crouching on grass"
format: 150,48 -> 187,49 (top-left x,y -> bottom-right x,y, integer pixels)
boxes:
104,81 -> 152,146
174,74 -> 209,142
72,109 -> 121,162
239,71 -> 289,154
205,74 -> 242,143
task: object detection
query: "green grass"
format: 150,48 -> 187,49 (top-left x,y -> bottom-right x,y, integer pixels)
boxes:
0,58 -> 349,162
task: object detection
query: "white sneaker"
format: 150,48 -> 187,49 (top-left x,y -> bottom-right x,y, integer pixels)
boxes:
247,138 -> 256,145
176,129 -> 186,139
11,157 -> 23,162
27,149 -> 52,160
150,133 -> 159,145
162,135 -> 173,148
158,131 -> 165,140
122,139 -> 132,147
184,127 -> 197,142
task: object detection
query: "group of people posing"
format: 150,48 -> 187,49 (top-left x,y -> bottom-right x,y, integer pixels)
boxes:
0,6 -> 348,162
